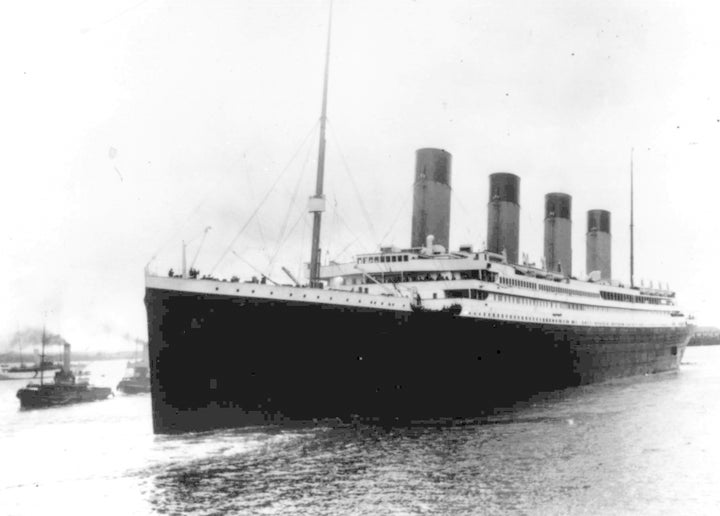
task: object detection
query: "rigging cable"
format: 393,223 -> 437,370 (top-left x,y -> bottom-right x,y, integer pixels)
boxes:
231,251 -> 279,285
378,186 -> 412,246
209,120 -> 320,275
331,236 -> 360,262
146,156 -> 248,269
450,187 -> 483,246
245,173 -> 270,264
189,226 -> 212,270
333,210 -> 373,256
327,195 -> 339,264
266,136 -> 316,272
327,122 -> 379,244
264,209 -> 307,278
297,213 -> 310,281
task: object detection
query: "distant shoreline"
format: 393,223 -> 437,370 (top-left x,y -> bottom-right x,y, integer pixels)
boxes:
0,350 -> 136,363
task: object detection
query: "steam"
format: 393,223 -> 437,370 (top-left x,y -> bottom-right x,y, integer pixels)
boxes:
10,327 -> 68,348
0,327 -> 69,356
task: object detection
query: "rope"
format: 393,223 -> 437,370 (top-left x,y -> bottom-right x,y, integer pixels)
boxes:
268,137 -> 315,266
378,186 -> 412,246
451,188 -> 483,246
145,158 -> 243,268
189,226 -> 212,270
334,211 -> 372,254
327,123 -> 378,243
265,209 -> 307,276
297,213 -> 309,281
331,235 -> 361,262
330,196 -> 339,260
210,120 -> 320,274
231,251 -> 278,284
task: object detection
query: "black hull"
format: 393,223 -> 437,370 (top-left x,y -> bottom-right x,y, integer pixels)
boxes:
145,288 -> 691,434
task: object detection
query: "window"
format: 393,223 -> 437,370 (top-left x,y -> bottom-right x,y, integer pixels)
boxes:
482,270 -> 498,282
445,289 -> 489,300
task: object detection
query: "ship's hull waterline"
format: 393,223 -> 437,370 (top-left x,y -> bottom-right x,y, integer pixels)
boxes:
145,285 -> 690,434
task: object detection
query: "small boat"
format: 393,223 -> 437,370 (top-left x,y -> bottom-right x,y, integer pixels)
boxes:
117,364 -> 150,394
117,340 -> 150,394
6,360 -> 59,374
16,331 -> 112,409
0,337 -> 61,380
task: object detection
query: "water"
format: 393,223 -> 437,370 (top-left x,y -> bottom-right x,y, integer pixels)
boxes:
1,348 -> 719,515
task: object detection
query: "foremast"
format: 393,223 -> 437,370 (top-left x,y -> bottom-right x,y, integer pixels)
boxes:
308,1 -> 334,288
630,148 -> 635,289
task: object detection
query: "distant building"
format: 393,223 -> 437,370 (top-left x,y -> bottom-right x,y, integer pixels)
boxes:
688,327 -> 720,346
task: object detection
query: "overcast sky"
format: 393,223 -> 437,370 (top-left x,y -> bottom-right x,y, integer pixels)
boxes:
1,0 -> 719,350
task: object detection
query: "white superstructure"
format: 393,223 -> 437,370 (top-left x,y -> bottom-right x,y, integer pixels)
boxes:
316,247 -> 687,329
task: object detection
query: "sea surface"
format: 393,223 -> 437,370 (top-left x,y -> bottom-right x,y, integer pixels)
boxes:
1,347 -> 720,515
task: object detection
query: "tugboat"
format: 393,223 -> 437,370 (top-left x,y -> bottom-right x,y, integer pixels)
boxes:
16,331 -> 113,409
116,364 -> 150,394
117,340 -> 150,394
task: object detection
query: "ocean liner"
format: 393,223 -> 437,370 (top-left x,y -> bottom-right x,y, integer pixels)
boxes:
144,7 -> 692,434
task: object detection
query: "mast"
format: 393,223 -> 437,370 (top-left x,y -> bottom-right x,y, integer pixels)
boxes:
308,0 -> 334,288
630,148 -> 635,288
182,240 -> 187,278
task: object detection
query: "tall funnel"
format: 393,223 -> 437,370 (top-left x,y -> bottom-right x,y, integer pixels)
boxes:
411,148 -> 452,250
586,209 -> 611,280
544,193 -> 572,276
487,173 -> 520,264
